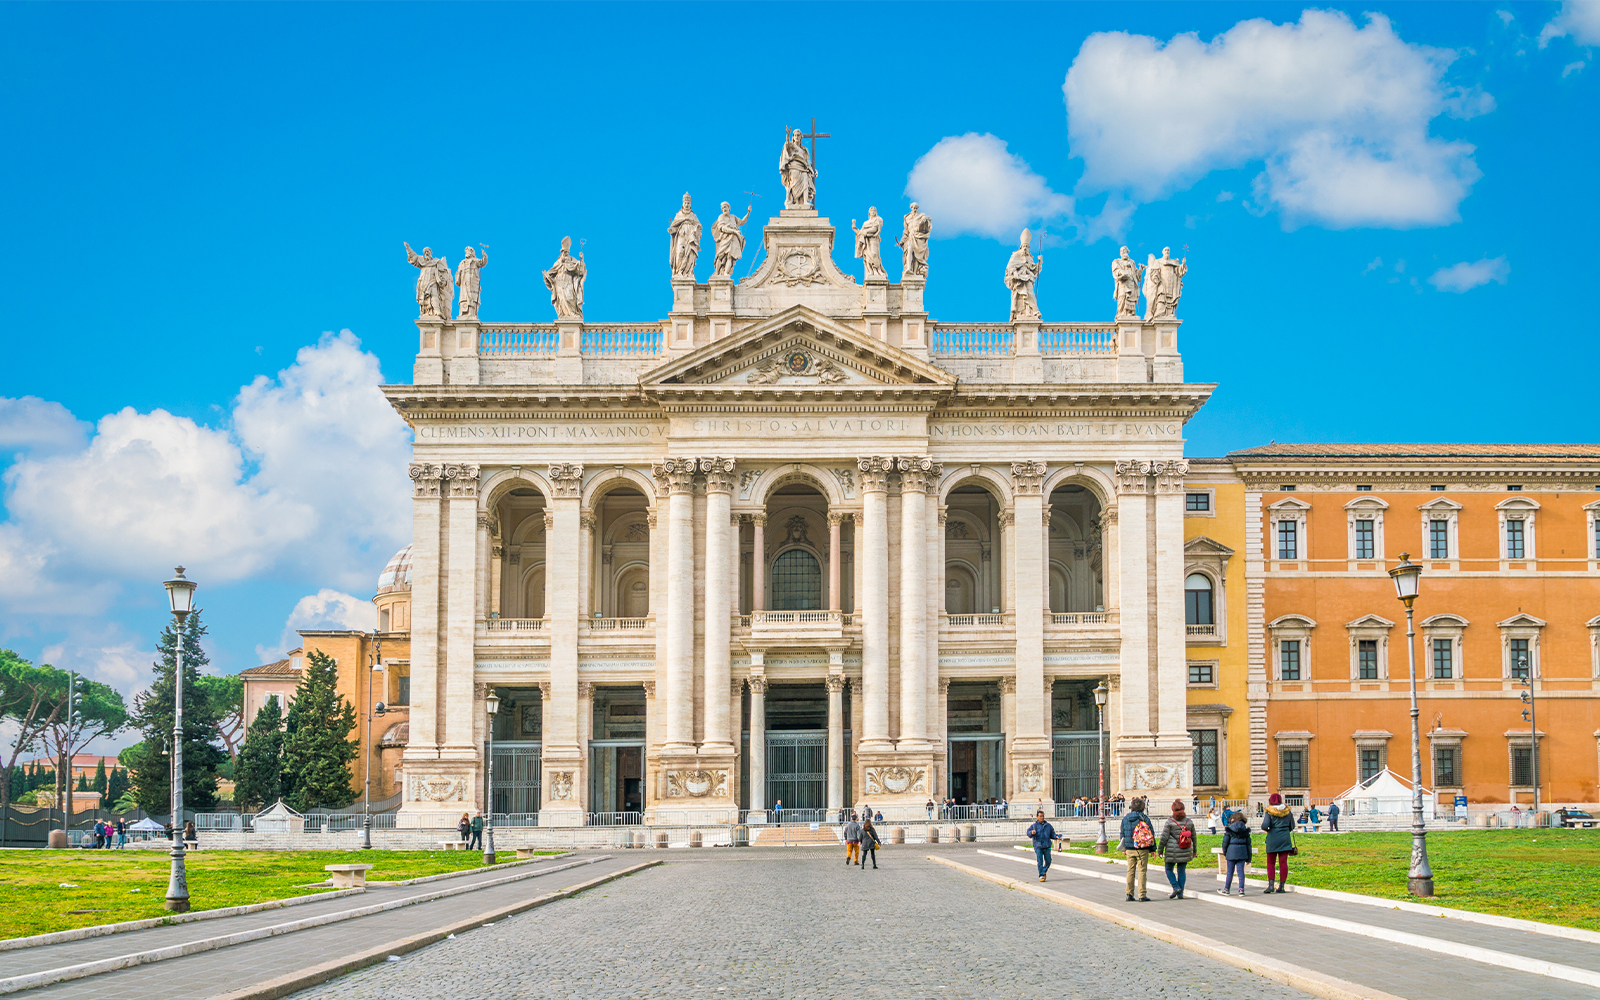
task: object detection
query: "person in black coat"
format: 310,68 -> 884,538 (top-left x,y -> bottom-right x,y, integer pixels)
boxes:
1219,813 -> 1253,895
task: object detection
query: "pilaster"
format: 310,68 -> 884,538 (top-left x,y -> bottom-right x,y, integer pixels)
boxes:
542,462 -> 585,825
1009,461 -> 1052,808
397,464 -> 446,826
442,464 -> 481,755
656,459 -> 699,756
700,457 -> 737,755
896,457 -> 936,751
857,457 -> 893,752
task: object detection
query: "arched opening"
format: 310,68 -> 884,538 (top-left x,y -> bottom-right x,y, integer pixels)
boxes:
755,480 -> 840,612
1046,483 -> 1105,613
770,549 -> 822,610
944,481 -> 1003,614
944,563 -> 978,615
495,485 -> 548,620
592,485 -> 650,618
1185,573 -> 1214,625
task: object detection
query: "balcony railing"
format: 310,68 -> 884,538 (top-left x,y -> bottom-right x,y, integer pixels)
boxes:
587,617 -> 652,631
580,325 -> 662,358
1186,624 -> 1219,637
483,618 -> 547,632
479,324 -> 558,356
1049,612 -> 1117,626
1039,323 -> 1117,355
946,614 -> 1008,627
931,324 -> 1014,357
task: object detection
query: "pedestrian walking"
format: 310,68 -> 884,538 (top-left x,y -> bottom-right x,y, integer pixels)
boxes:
1219,809 -> 1252,895
843,813 -> 862,865
1308,803 -> 1322,833
1206,807 -> 1219,836
1118,795 -> 1156,902
1025,810 -> 1056,882
859,817 -> 880,870
1261,793 -> 1296,894
469,811 -> 484,851
1157,799 -> 1198,898
458,812 -> 471,844
1327,800 -> 1341,832
926,799 -> 935,821
774,799 -> 783,823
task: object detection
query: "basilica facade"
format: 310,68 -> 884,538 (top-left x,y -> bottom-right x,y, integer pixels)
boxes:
388,142 -> 1210,825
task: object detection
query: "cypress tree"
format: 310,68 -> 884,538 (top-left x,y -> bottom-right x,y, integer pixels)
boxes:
105,766 -> 129,806
281,651 -> 358,811
93,758 -> 107,795
75,770 -> 90,792
233,695 -> 285,811
125,612 -> 225,813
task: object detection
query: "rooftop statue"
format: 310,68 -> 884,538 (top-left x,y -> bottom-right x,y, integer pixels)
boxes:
404,243 -> 454,320
1142,247 -> 1188,322
668,193 -> 701,279
455,245 -> 488,320
543,237 -> 586,321
1004,229 -> 1044,322
1111,246 -> 1144,321
898,203 -> 931,278
852,207 -> 886,281
712,201 -> 752,278
779,128 -> 817,209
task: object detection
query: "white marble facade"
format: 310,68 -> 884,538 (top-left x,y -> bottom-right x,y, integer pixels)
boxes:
392,172 -> 1208,825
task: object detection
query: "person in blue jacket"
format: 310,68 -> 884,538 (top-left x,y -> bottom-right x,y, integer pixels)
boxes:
1026,810 -> 1057,882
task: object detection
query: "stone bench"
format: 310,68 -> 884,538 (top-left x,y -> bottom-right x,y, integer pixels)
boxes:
515,847 -> 542,859
1210,847 -> 1265,877
437,841 -> 464,851
324,863 -> 374,888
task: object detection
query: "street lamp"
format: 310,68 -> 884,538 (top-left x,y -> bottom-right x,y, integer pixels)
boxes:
362,633 -> 387,850
1516,650 -> 1539,819
483,687 -> 501,866
162,567 -> 197,913
1093,680 -> 1109,855
1387,553 -> 1434,897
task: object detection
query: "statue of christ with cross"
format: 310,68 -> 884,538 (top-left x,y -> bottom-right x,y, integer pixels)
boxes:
779,124 -> 824,210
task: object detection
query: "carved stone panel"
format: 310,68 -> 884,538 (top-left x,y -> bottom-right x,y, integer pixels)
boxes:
546,770 -> 576,800
1124,762 -> 1187,790
864,766 -> 928,796
410,773 -> 468,802
665,768 -> 730,798
1017,761 -> 1046,793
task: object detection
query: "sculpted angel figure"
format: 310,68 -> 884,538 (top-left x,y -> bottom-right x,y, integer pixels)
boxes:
779,128 -> 817,209
898,203 -> 931,278
1003,229 -> 1044,321
455,245 -> 488,319
667,192 -> 701,278
543,236 -> 586,321
852,207 -> 886,281
404,243 -> 454,319
1142,246 -> 1188,322
1111,246 -> 1144,321
712,201 -> 752,278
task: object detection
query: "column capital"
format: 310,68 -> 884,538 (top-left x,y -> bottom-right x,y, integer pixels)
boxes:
1114,460 -> 1154,494
547,463 -> 584,498
937,505 -> 948,525
652,458 -> 698,495
579,508 -> 597,532
733,678 -> 745,697
646,510 -> 659,529
749,676 -> 768,696
476,512 -> 493,532
1010,461 -> 1047,496
939,677 -> 952,695
1152,459 -> 1191,493
699,456 -> 738,494
857,456 -> 894,492
999,506 -> 1015,527
410,463 -> 444,498
826,674 -> 845,694
443,464 -> 481,498
827,510 -> 851,527
752,512 -> 767,527
542,510 -> 555,532
896,456 -> 940,493
998,675 -> 1017,694
1099,506 -> 1119,526
642,680 -> 656,697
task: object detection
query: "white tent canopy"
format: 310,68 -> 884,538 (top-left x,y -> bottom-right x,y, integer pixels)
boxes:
128,817 -> 164,831
1335,769 -> 1430,815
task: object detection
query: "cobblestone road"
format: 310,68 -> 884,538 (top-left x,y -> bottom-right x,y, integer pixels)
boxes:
290,848 -> 1313,1000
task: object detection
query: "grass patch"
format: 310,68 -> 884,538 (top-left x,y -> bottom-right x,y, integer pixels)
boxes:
1063,828 -> 1600,931
0,849 -> 555,939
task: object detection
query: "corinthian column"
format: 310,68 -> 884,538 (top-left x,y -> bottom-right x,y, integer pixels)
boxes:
443,464 -> 481,751
1010,462 -> 1048,756
1114,460 -> 1153,743
748,671 -> 767,811
897,457 -> 937,750
828,511 -> 847,612
857,457 -> 894,751
751,514 -> 766,613
700,457 -> 737,752
826,671 -> 845,811
654,459 -> 699,754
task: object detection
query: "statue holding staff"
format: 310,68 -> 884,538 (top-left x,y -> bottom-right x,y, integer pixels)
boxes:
1004,229 -> 1044,321
667,193 -> 701,278
404,243 -> 453,319
1111,246 -> 1143,321
898,203 -> 931,278
455,245 -> 488,319
712,201 -> 752,278
852,207 -> 886,281
779,128 -> 817,209
543,237 -> 586,320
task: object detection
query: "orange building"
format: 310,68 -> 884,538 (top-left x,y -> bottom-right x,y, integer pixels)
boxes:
1225,444 -> 1600,810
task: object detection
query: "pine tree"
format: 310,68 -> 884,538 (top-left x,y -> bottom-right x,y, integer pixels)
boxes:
281,651 -> 358,811
125,612 -> 226,813
233,695 -> 285,811
92,758 -> 107,795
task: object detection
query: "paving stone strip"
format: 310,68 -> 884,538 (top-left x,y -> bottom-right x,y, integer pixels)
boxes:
0,856 -> 611,995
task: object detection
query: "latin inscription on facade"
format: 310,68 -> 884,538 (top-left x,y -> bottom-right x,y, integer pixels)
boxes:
416,422 -> 666,442
930,420 -> 1181,441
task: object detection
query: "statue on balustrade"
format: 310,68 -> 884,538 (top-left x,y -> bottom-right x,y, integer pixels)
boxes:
779,128 -> 817,209
852,207 -> 886,281
667,193 -> 701,279
1003,229 -> 1044,322
1142,246 -> 1188,322
1111,246 -> 1144,321
899,203 -> 931,278
404,243 -> 454,319
543,237 -> 587,321
455,245 -> 488,320
712,201 -> 752,278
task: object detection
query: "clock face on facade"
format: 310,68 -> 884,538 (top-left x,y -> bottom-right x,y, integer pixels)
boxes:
784,351 -> 811,375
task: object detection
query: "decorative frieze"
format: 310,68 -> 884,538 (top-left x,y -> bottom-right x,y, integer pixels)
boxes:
1010,461 -> 1047,495
547,463 -> 584,498
409,463 -> 444,498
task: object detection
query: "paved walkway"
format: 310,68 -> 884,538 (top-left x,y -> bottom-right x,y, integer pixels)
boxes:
8,854 -> 641,1000
286,847 -> 1312,1000
948,845 -> 1600,1000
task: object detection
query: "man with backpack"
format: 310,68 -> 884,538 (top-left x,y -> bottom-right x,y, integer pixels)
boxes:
1025,810 -> 1057,882
1119,795 -> 1156,901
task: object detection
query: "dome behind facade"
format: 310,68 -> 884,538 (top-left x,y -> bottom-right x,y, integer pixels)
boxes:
377,544 -> 413,595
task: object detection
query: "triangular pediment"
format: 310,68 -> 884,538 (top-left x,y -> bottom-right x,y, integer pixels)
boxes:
639,306 -> 957,390
1184,535 -> 1236,558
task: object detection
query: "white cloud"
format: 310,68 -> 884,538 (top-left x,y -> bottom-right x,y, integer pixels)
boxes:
1361,256 -> 1383,275
0,397 -> 90,456
1563,60 -> 1587,76
1427,256 -> 1510,292
257,588 -> 378,661
1063,10 -> 1489,229
0,331 -> 411,615
904,133 -> 1074,240
1541,1 -> 1600,46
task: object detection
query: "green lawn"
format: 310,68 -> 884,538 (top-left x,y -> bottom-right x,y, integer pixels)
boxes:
0,849 -> 546,939
1065,829 -> 1600,931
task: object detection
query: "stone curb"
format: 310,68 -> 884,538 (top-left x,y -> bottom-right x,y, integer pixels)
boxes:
0,856 -> 610,995
390,851 -> 571,886
930,855 -> 1405,1000
205,861 -> 662,1000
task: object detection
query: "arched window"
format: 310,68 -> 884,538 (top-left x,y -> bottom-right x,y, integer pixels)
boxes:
770,550 -> 822,610
1185,573 -> 1214,625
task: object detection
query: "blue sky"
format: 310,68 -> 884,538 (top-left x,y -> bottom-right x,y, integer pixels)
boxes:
1,2 -> 1596,734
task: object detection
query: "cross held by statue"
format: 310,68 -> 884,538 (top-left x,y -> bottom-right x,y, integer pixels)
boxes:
800,117 -> 830,166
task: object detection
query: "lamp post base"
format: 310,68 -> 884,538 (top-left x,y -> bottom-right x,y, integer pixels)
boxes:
1408,876 -> 1434,897
164,898 -> 191,913
1093,842 -> 1108,855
